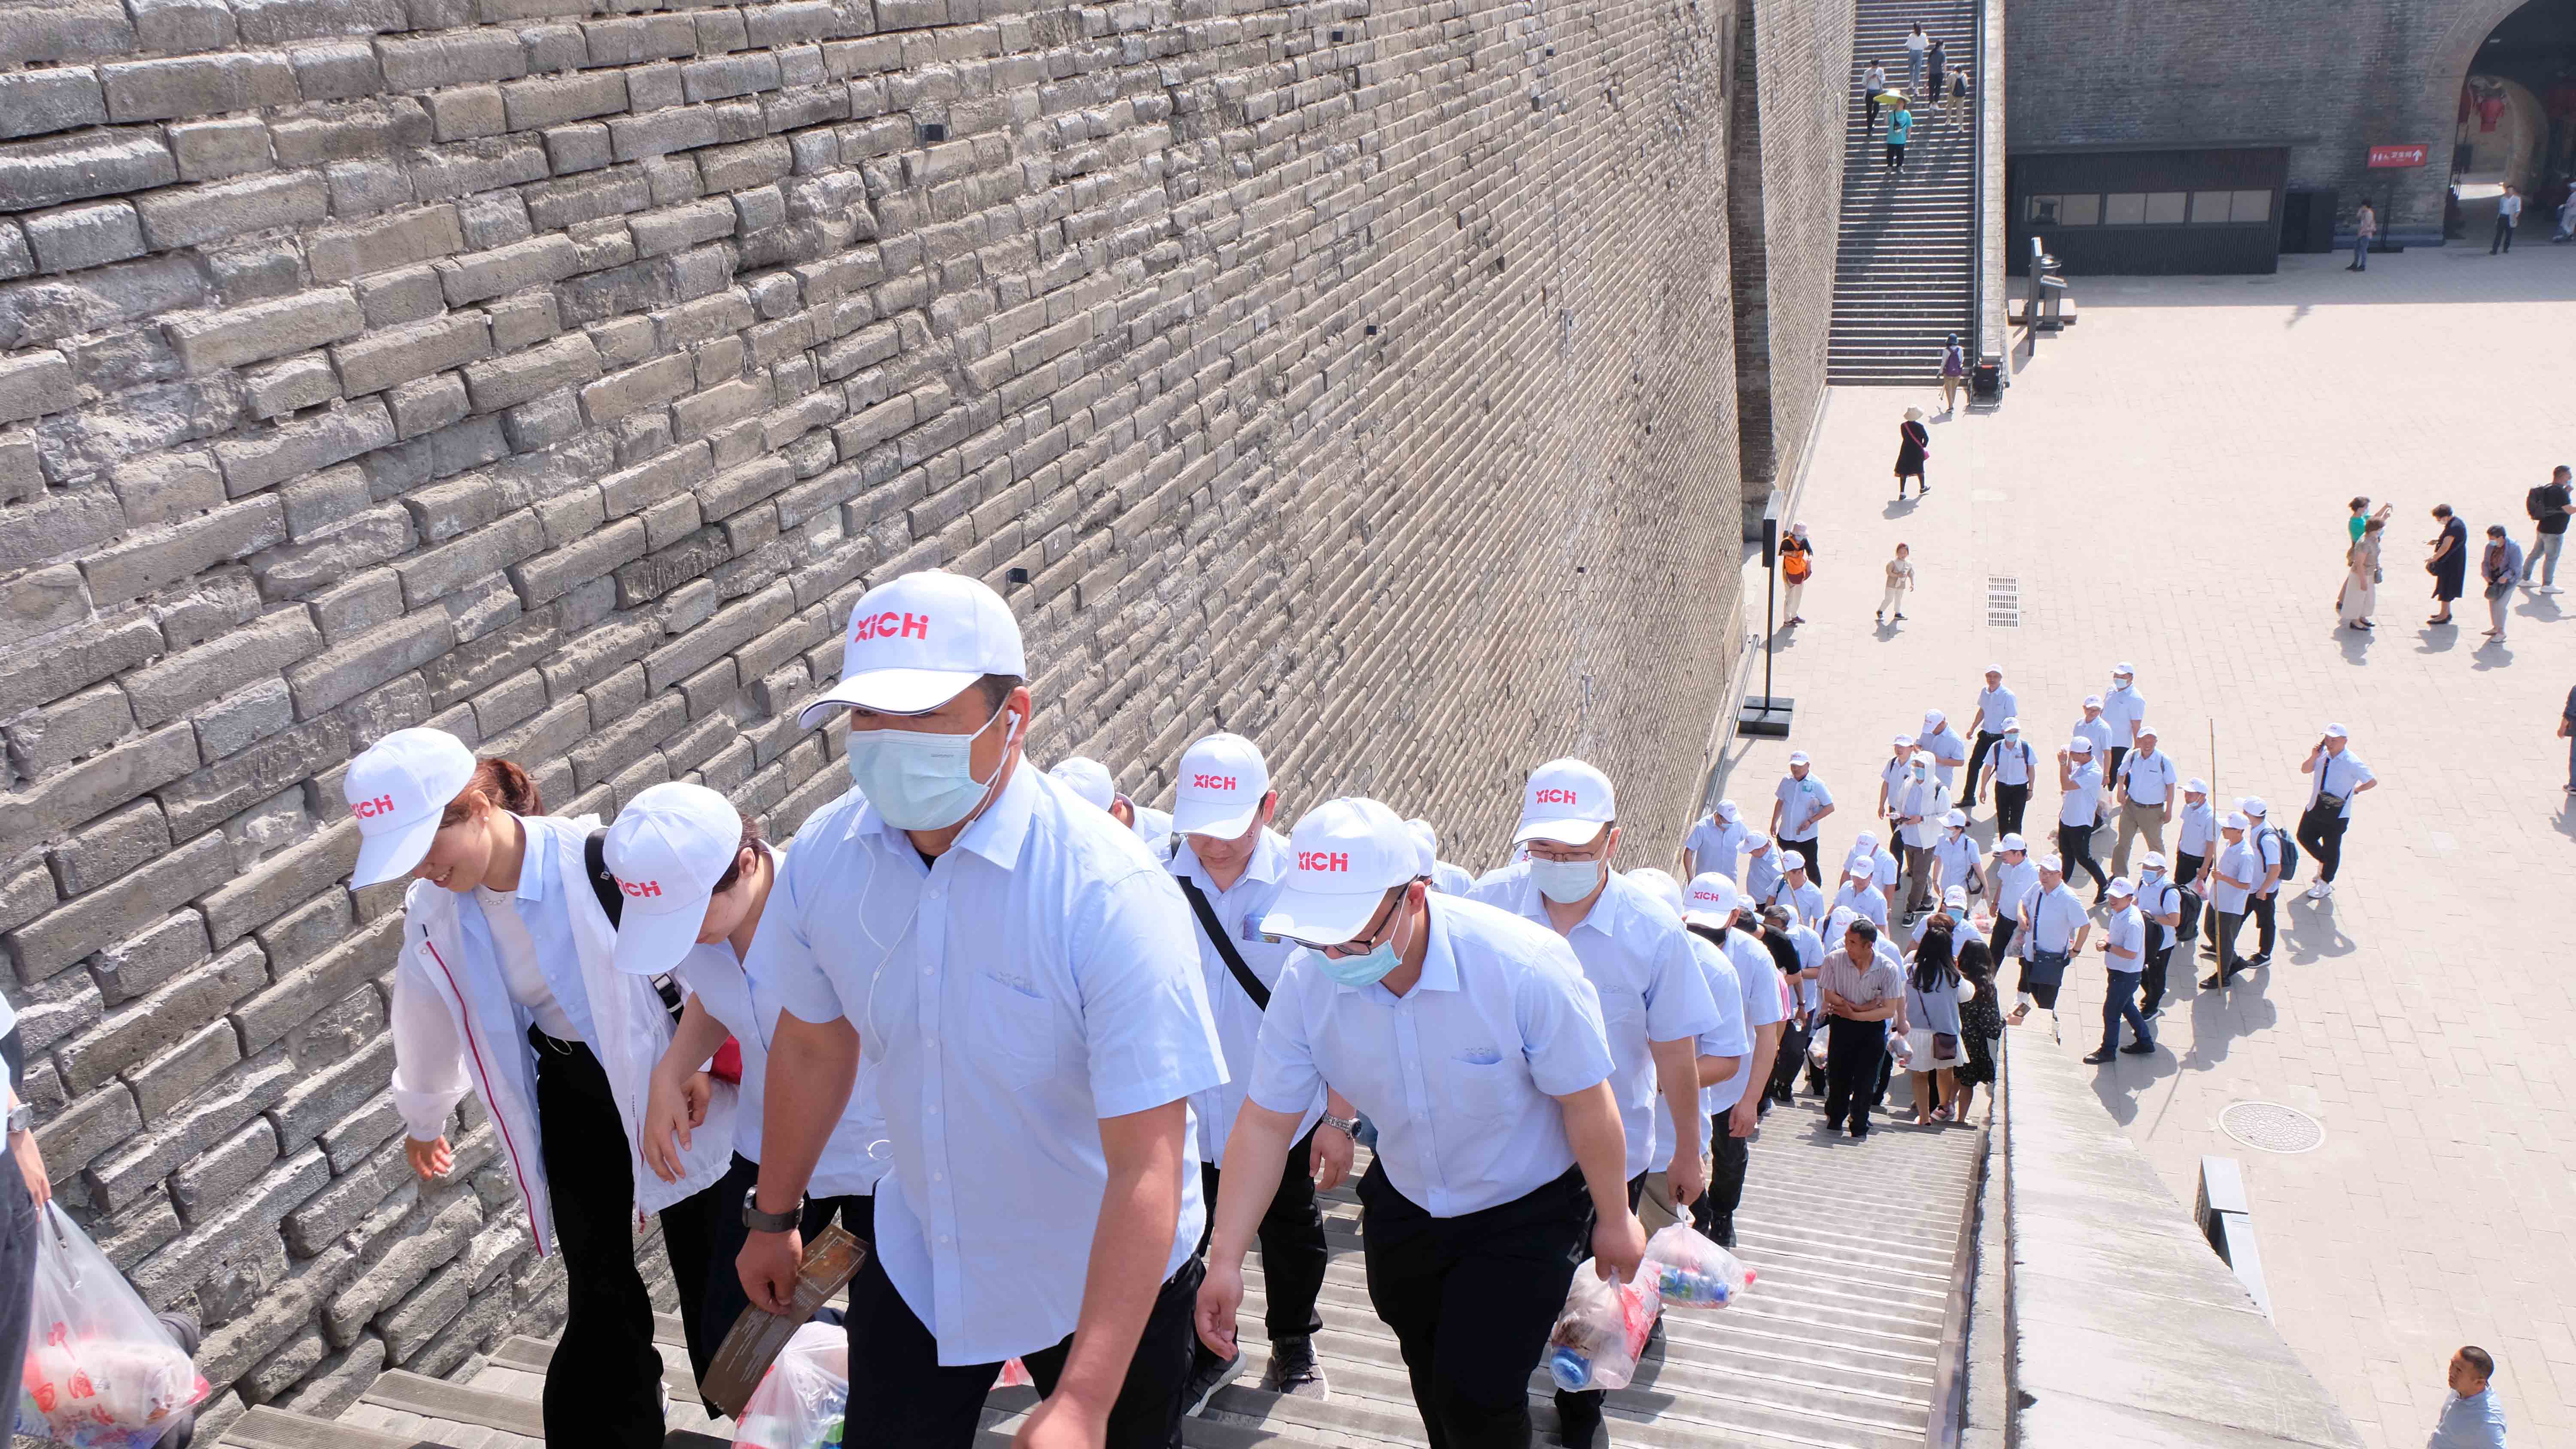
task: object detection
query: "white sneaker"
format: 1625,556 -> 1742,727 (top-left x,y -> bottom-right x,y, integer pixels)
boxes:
2304,880 -> 2332,900
2541,585 -> 2564,595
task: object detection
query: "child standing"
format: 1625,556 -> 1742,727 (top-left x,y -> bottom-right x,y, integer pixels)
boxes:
1879,543 -> 1915,624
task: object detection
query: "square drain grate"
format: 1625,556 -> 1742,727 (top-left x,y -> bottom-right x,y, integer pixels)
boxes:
1987,575 -> 2020,627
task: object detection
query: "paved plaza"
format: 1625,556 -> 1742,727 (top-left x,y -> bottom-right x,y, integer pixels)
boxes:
1720,242 -> 2576,1446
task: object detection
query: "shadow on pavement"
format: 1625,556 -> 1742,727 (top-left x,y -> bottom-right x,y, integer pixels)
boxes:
2334,624 -> 2372,665
2176,969 -> 2278,1077
2472,638 -> 2515,670
2281,899 -> 2354,963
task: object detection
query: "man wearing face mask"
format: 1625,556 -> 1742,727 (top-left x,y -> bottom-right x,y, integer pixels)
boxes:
741,570 -> 1227,1449
1468,758 -> 1720,1449
1164,733 -> 1356,1411
1197,798 -> 1644,1449
1888,751 -> 1951,920
1977,717 -> 2036,837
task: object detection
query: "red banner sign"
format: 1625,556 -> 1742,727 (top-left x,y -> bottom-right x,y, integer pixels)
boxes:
2367,144 -> 2429,168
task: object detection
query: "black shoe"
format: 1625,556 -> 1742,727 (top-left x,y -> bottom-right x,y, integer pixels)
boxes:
2199,973 -> 2226,989
1824,1115 -> 1844,1131
2082,1048 -> 2117,1064
1262,1334 -> 1330,1400
1556,1393 -> 1605,1448
1181,1342 -> 1247,1417
2246,952 -> 2272,968
2120,1041 -> 2156,1055
1849,1122 -> 1868,1140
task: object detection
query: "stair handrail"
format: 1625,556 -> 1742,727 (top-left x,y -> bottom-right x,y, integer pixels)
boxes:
1970,0 -> 2006,389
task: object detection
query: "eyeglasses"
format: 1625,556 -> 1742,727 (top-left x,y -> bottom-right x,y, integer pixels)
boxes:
1318,889 -> 1405,958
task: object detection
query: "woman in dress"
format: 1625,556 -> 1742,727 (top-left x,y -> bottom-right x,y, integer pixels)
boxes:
1902,922 -> 1964,1125
2426,503 -> 2467,626
1950,937 -> 2002,1124
1895,408 -> 1930,498
2338,515 -> 2383,630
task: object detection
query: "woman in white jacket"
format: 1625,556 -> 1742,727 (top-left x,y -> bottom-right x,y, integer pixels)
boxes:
347,728 -> 734,1448
600,781 -> 890,1395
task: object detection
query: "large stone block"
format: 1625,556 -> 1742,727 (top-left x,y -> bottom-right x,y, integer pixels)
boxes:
166,290 -> 365,373
0,130 -> 176,213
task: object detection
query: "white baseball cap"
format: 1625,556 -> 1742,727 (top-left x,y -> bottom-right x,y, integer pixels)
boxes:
1998,832 -> 2028,853
1984,664 -> 2004,677
1850,829 -> 1878,850
2224,811 -> 2250,831
1627,867 -> 1683,915
2321,722 -> 2348,739
1262,798 -> 1419,946
347,728 -> 479,887
1514,758 -> 1615,846
1405,818 -> 1440,877
2241,796 -> 2268,816
2185,777 -> 2209,794
603,782 -> 743,977
2113,662 -> 2134,677
2083,694 -> 2104,709
1943,885 -> 1968,907
1681,872 -> 1741,927
1048,757 -> 1115,811
2142,852 -> 2168,871
1923,709 -> 1947,728
2038,854 -> 2065,872
1892,733 -> 1916,749
2108,876 -> 2135,899
1944,809 -> 1968,827
1848,857 -> 1877,882
798,570 -> 1026,726
2002,716 -> 2023,731
2067,737 -> 2094,755
1747,833 -> 1774,852
1171,733 -> 1270,838
1715,800 -> 1740,823
1788,751 -> 1811,766
2136,722 -> 2159,738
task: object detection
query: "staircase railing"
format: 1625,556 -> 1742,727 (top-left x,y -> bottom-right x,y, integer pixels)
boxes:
1971,0 -> 2006,393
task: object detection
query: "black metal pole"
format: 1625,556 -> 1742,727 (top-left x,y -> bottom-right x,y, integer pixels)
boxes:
1763,551 -> 1777,703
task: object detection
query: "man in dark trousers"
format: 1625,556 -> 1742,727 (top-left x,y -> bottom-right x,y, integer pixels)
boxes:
1817,919 -> 1905,1140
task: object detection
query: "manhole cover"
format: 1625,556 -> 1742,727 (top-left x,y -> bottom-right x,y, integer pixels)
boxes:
2218,1101 -> 2324,1154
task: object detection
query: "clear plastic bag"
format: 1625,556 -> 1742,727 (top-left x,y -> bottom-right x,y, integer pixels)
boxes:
995,1357 -> 1033,1389
18,1204 -> 207,1449
1640,1220 -> 1756,1310
1543,1263 -> 1661,1392
732,1320 -> 847,1449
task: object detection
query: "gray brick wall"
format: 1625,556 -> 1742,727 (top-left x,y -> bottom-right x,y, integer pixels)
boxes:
2005,0 -> 2523,234
0,0 -> 1798,1428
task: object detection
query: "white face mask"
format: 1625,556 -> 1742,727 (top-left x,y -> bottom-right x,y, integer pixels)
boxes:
1530,856 -> 1605,904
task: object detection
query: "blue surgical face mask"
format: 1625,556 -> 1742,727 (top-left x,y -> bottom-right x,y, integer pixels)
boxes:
844,700 -> 1020,831
1530,856 -> 1604,904
1312,899 -> 1408,987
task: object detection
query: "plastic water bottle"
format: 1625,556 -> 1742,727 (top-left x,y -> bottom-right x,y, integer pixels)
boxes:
1548,1346 -> 1593,1392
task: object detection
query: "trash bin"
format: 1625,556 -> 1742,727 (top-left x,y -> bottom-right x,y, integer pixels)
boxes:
1971,359 -> 2001,400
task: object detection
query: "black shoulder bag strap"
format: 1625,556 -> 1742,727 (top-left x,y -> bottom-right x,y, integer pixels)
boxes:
1176,876 -> 1269,1011
587,828 -> 686,1022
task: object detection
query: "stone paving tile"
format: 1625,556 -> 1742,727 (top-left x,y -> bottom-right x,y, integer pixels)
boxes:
1719,242 -> 2576,1448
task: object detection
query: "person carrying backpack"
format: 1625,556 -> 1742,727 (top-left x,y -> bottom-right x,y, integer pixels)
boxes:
2238,796 -> 2294,968
2522,464 -> 2572,594
1781,522 -> 1814,625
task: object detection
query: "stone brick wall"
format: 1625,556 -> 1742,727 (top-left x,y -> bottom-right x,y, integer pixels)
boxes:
0,0 -> 1773,1431
2005,0 -> 2523,236
1727,0 -> 1851,507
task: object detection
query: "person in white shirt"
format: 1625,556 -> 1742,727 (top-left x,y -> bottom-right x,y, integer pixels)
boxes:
1887,752 -> 1952,919
1628,871 -> 1743,1235
1876,733 -> 1918,822
2099,665 -> 2145,779
2197,813 -> 2261,990
1978,716 -> 2038,837
2238,795 -> 2286,967
605,783 -> 889,1393
2008,855 -> 2090,1028
2055,738 -> 2110,901
2081,879 -> 2154,1064
1984,833 -> 2038,964
1680,876 -> 1786,1249
2071,696 -> 2115,781
1048,755 -> 1176,860
1466,759 -> 1721,1447
1830,857 -> 1891,930
2174,778 -> 2216,954
1903,22 -> 1929,97
1762,904 -> 1826,1102
1931,810 -> 1982,905
1742,832 -> 1786,906
2492,183 -> 2522,253
1681,799 -> 1751,883
2133,854 -> 2184,1019
1842,828 -> 1901,911
1771,852 -> 1826,929
1164,734 -> 1358,1409
1962,667 -> 2019,808
1406,818 -> 1479,897
1917,709 -> 1969,793
2108,723 -> 2178,881
1770,752 -> 1836,884
743,570 -> 1227,1449
2297,723 -> 2376,899
1861,60 -> 1889,132
1198,798 -> 1647,1449
355,729 -> 730,1449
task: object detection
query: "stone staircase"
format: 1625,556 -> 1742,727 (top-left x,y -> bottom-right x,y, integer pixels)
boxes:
1829,0 -> 1981,386
215,1101 -> 1981,1449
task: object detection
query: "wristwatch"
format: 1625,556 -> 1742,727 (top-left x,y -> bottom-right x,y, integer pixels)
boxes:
5,1103 -> 29,1135
741,1189 -> 800,1233
1318,1114 -> 1358,1139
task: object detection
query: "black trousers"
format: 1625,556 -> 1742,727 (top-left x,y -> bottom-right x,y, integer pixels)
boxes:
1361,1162 -> 1589,1449
1987,915 -> 2017,967
1783,835 -> 1823,886
1963,732 -> 2002,805
2140,938 -> 2175,1014
1823,1016 -> 1889,1133
2105,746 -> 2129,792
1196,1127 -> 1330,1342
1993,782 -> 2029,837
2492,215 -> 2515,253
1700,1122 -> 1751,1247
841,1237 -> 1202,1448
2058,822 -> 2108,894
532,1027 -> 722,1449
1769,1019 -> 1810,1102
693,1152 -> 874,1392
1885,141 -> 1907,170
1864,89 -> 1881,130
2175,853 -> 2205,942
1553,1171 -> 1646,1431
2251,891 -> 2278,957
2297,805 -> 2348,882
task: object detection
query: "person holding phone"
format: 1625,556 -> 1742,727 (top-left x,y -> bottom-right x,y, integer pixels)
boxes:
2297,725 -> 2376,900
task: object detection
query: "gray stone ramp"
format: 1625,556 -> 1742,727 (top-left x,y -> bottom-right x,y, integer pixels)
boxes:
219,1101 -> 1981,1449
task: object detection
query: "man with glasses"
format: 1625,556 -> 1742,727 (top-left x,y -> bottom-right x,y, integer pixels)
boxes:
1195,798 -> 1646,1449
1468,758 -> 1720,1449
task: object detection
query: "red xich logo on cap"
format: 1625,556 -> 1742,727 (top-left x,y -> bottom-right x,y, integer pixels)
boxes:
853,611 -> 932,642
620,879 -> 663,898
353,795 -> 397,818
1534,788 -> 1579,805
1191,773 -> 1239,791
1297,851 -> 1350,872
